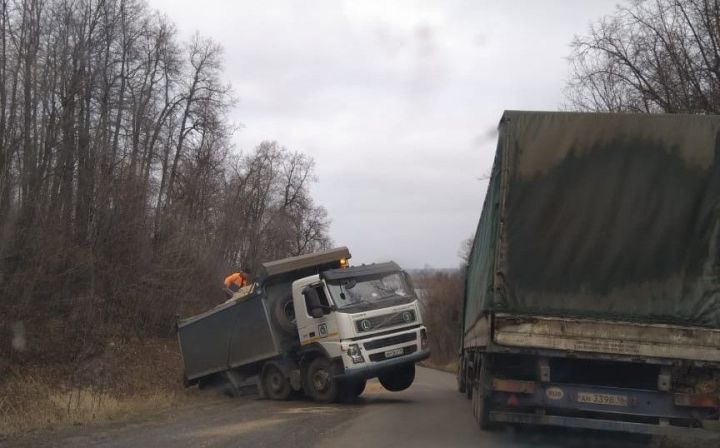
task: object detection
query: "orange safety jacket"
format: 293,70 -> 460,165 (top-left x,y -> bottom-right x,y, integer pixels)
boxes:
224,272 -> 247,291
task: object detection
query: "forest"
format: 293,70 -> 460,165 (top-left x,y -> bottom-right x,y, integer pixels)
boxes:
0,0 -> 331,364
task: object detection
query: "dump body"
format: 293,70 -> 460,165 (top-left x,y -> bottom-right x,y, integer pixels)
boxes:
177,289 -> 281,381
460,111 -> 720,437
177,247 -> 351,383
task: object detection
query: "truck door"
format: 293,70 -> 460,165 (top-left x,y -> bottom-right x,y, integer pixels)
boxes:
296,283 -> 338,346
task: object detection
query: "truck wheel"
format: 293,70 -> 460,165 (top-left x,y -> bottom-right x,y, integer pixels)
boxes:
472,387 -> 496,431
472,383 -> 492,429
272,295 -> 297,334
378,364 -> 415,392
473,355 -> 494,429
352,379 -> 366,396
304,357 -> 338,403
262,364 -> 291,400
457,366 -> 466,394
338,379 -> 366,402
465,368 -> 473,400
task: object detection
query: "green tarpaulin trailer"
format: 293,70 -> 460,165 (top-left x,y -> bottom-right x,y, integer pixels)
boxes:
464,110 -> 720,334
459,111 -> 720,436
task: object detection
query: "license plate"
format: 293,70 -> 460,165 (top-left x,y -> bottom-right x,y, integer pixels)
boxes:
384,348 -> 404,358
576,392 -> 628,407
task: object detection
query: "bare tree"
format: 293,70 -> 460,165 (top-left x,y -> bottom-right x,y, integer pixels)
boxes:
0,0 -> 331,363
216,141 -> 331,272
566,0 -> 720,113
414,269 -> 464,367
458,235 -> 473,269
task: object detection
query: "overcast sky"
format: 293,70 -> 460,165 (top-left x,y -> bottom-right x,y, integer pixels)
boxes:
148,0 -> 618,269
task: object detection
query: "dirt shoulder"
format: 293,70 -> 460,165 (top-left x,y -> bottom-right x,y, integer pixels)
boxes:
0,338 -> 188,436
1,337 -> 360,448
3,390 -> 360,448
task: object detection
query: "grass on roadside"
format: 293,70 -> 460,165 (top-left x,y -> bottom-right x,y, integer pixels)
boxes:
0,338 -> 194,435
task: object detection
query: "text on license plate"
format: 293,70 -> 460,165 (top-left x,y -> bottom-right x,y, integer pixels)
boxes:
576,392 -> 628,407
384,348 -> 404,358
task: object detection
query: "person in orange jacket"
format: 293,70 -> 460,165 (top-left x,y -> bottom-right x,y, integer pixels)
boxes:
224,271 -> 248,294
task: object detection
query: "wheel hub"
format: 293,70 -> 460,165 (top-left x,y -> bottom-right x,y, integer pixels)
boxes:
312,369 -> 330,391
269,372 -> 283,390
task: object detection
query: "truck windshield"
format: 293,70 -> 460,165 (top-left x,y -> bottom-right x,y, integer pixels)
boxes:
327,272 -> 415,311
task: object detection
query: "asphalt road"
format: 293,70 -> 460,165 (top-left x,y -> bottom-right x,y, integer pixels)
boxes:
4,367 -> 684,448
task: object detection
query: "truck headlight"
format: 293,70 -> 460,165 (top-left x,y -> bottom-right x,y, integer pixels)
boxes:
420,329 -> 428,350
347,344 -> 365,364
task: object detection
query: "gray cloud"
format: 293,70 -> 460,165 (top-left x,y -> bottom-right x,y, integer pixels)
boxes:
148,0 -> 617,268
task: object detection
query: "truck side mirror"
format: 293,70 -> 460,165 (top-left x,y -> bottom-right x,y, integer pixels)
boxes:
303,287 -> 325,319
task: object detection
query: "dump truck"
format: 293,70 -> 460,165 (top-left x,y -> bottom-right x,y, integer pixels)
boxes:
177,247 -> 429,402
458,111 -> 720,437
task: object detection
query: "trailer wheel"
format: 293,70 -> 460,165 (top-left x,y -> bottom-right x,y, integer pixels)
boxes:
261,364 -> 291,400
464,367 -> 473,400
457,363 -> 466,394
304,357 -> 338,403
473,355 -> 495,430
471,382 -> 492,429
378,363 -> 415,392
272,295 -> 297,334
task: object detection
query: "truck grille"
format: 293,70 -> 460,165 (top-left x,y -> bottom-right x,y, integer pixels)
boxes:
355,310 -> 416,332
364,332 -> 417,350
368,345 -> 417,362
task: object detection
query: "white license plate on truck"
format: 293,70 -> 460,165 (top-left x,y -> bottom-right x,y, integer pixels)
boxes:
384,348 -> 404,358
576,392 -> 628,406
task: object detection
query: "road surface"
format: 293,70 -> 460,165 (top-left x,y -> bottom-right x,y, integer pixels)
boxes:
4,368 -> 685,447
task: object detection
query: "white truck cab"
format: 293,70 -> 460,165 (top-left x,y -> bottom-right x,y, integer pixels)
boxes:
290,262 -> 429,401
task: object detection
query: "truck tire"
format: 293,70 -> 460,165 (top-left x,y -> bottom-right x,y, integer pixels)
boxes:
460,355 -> 473,399
473,354 -> 495,429
472,382 -> 492,429
261,364 -> 291,400
378,364 -> 415,392
272,294 -> 297,334
352,379 -> 366,396
304,357 -> 338,403
465,367 -> 473,400
337,378 -> 366,402
457,367 -> 466,394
